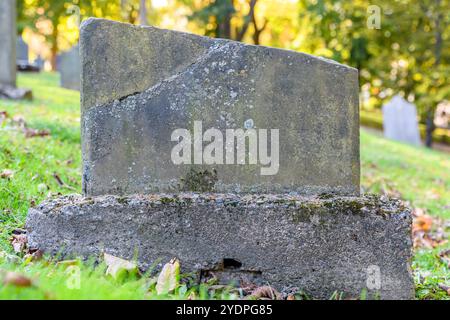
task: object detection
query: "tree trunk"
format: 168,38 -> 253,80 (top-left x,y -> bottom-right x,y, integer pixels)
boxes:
236,0 -> 257,41
252,16 -> 267,45
425,0 -> 443,148
217,9 -> 232,39
139,0 -> 148,25
120,0 -> 128,21
50,22 -> 58,71
425,110 -> 435,148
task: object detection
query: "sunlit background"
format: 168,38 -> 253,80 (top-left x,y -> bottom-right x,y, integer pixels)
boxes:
16,0 -> 449,148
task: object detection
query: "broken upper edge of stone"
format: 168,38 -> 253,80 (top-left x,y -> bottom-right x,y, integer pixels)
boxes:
80,17 -> 358,110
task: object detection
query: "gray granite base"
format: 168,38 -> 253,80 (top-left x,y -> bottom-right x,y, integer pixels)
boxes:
0,84 -> 32,100
26,193 -> 414,299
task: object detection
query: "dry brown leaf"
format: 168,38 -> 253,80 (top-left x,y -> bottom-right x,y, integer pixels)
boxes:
412,208 -> 448,249
23,127 -> 50,138
439,249 -> 450,267
0,111 -> 8,125
3,271 -> 32,287
246,285 -> 282,300
27,249 -> 43,261
11,234 -> 27,254
0,169 -> 14,179
413,214 -> 433,233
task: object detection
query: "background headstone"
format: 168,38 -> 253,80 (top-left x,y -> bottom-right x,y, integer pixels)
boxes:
0,0 -> 17,87
33,55 -> 45,71
16,36 -> 29,63
16,35 -> 39,72
382,95 -> 421,146
60,45 -> 80,91
80,18 -> 360,196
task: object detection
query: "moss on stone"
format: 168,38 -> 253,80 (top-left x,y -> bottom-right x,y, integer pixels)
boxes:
179,168 -> 218,192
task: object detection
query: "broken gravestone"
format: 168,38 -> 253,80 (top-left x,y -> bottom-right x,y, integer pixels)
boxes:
59,45 -> 81,91
0,0 -> 32,100
26,18 -> 414,299
79,19 -> 360,196
382,95 -> 421,146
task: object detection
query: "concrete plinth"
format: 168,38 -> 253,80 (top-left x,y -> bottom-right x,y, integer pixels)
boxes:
26,193 -> 414,299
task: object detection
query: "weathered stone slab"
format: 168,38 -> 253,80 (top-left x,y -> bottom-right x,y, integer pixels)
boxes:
382,95 -> 421,146
80,18 -> 360,196
26,193 -> 414,299
0,0 -> 17,87
60,45 -> 80,91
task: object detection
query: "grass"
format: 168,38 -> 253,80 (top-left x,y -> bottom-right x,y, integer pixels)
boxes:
0,72 -> 449,299
361,130 -> 450,219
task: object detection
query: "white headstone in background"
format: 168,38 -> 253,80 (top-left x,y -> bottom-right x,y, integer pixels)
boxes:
60,45 -> 80,91
16,36 -> 29,63
382,95 -> 421,146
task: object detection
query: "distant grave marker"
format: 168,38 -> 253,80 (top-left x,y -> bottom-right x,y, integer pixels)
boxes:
16,36 -> 29,63
382,95 -> 421,146
0,0 -> 17,87
0,0 -> 32,100
60,45 -> 80,91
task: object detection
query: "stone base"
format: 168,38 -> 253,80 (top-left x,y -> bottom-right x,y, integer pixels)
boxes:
0,84 -> 32,100
26,193 -> 414,299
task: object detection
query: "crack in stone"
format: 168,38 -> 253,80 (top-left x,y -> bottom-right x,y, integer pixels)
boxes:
91,41 -> 233,111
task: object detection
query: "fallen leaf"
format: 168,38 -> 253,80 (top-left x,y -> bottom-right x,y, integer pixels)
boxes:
3,271 -> 32,287
156,258 -> 180,295
413,214 -> 433,233
246,285 -> 282,300
28,249 -> 43,261
0,169 -> 14,179
287,294 -> 295,300
11,234 -> 27,254
23,127 -> 50,138
439,249 -> 450,267
12,115 -> 26,128
412,207 -> 448,249
0,111 -> 8,125
104,253 -> 138,280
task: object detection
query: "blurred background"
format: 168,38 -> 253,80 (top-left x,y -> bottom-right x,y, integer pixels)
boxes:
15,0 -> 450,148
